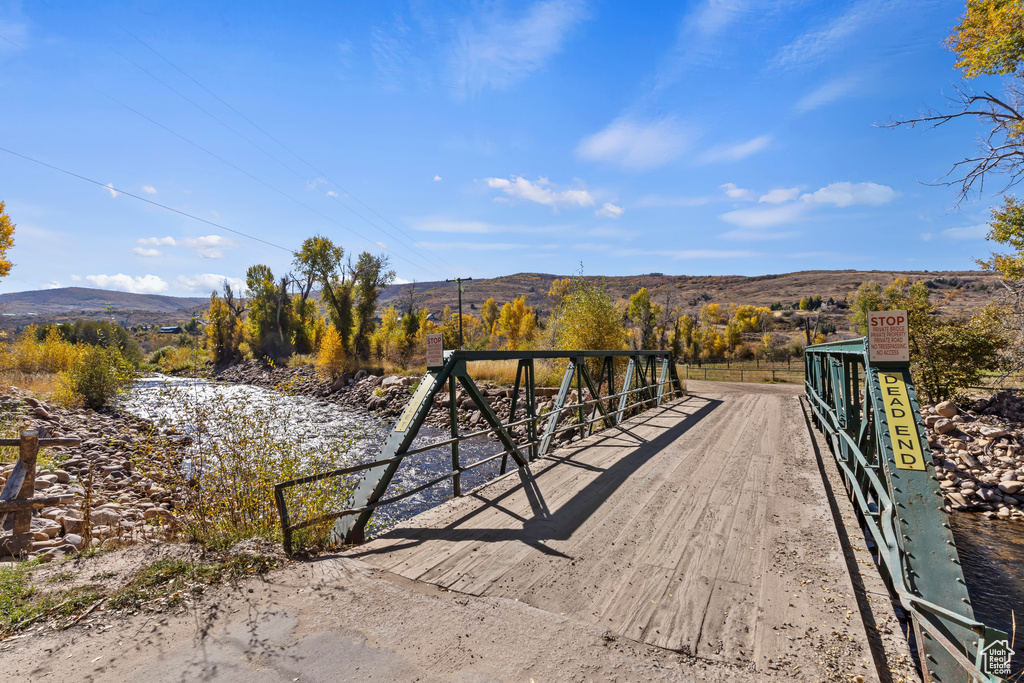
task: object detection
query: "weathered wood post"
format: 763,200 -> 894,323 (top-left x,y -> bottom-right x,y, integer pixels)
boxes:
11,427 -> 39,556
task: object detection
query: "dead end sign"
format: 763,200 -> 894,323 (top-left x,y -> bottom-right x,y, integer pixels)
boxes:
868,310 -> 909,364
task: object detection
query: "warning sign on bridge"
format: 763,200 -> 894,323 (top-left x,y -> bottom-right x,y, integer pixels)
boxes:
879,371 -> 926,471
426,333 -> 444,368
868,310 -> 909,364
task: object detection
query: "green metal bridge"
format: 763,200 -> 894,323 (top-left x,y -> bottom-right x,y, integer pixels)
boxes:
272,345 -> 1015,681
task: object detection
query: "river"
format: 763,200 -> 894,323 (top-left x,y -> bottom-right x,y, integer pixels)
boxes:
122,375 -> 503,533
122,376 -> 1023,646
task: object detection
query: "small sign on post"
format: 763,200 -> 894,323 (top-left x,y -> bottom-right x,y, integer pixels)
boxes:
426,333 -> 444,369
868,310 -> 909,364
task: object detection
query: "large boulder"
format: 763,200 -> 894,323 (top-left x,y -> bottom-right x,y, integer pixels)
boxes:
934,418 -> 957,435
935,401 -> 958,418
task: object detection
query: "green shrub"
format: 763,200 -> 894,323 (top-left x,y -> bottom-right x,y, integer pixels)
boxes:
56,345 -> 136,409
148,345 -> 176,364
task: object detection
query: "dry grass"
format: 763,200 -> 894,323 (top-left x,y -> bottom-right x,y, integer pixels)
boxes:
465,359 -> 567,387
0,371 -> 59,397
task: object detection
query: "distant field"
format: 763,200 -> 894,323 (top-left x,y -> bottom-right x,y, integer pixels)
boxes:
678,362 -> 805,385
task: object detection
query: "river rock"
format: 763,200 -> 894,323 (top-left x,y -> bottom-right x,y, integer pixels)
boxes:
63,533 -> 85,550
935,401 -> 957,418
90,509 -> 121,526
998,480 -> 1023,495
934,419 -> 957,435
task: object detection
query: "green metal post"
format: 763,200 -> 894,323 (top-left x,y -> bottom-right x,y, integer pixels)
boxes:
616,358 -> 635,424
540,360 -> 576,457
449,377 -> 461,496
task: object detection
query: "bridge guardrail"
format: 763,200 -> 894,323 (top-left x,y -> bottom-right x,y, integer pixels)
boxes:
275,350 -> 684,552
805,338 -> 1012,682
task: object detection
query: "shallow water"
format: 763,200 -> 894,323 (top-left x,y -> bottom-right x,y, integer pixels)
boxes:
950,513 -> 1024,641
122,375 -> 502,532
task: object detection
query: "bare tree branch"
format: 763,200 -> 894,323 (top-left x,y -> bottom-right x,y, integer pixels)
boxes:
880,85 -> 1024,205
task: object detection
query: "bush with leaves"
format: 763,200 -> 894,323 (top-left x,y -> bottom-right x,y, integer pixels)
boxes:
57,344 -> 136,409
315,325 -> 347,380
849,277 -> 1004,403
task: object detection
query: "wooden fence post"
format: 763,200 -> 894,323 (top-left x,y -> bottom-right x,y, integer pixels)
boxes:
11,428 -> 39,556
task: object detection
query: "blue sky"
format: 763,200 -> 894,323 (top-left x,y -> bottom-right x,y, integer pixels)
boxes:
0,0 -> 1009,296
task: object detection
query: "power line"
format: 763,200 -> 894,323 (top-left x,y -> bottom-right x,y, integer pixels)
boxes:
0,145 -> 293,253
102,93 -> 449,279
108,44 -> 447,278
0,33 -> 23,50
113,23 -> 460,274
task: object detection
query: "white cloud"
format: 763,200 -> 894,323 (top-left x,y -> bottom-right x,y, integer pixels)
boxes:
451,0 -> 588,95
132,247 -> 162,258
759,187 -> 801,204
174,274 -> 246,294
137,234 -> 238,259
327,190 -> 339,197
103,183 -> 118,199
772,0 -> 884,69
84,273 -> 168,294
433,175 -> 442,182
41,281 -> 61,290
648,0 -> 756,95
699,135 -> 772,164
800,181 -> 896,207
576,117 -> 691,172
142,185 -> 158,195
943,224 -> 989,241
719,203 -> 807,228
485,176 -> 594,210
796,75 -> 862,112
721,183 -> 755,201
920,232 -> 934,242
595,202 -> 624,219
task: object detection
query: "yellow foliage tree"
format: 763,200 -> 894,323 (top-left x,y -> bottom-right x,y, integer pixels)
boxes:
315,325 -> 346,380
0,202 -> 15,279
481,297 -> 499,335
497,296 -> 536,350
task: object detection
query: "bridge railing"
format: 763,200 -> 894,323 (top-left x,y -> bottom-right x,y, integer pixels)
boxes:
805,338 -> 1011,682
275,350 -> 684,552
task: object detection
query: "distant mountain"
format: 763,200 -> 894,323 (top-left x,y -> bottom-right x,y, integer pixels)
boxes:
0,287 -> 207,315
379,269 -> 999,320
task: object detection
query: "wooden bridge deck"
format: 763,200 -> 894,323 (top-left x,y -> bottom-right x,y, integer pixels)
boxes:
347,382 -> 878,678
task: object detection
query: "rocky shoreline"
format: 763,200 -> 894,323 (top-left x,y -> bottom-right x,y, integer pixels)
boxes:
0,388 -> 185,562
926,392 -> 1024,520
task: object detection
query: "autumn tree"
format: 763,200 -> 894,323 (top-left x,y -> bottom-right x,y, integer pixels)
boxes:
481,297 -> 499,335
627,287 -> 661,350
0,202 -> 15,278
246,265 -> 292,360
979,196 -> 1024,368
294,236 -> 353,355
497,296 -> 537,350
205,285 -> 244,364
352,252 -> 395,361
850,277 -> 1004,401
550,276 -> 626,353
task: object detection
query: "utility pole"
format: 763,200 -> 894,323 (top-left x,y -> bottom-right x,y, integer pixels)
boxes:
445,277 -> 473,349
